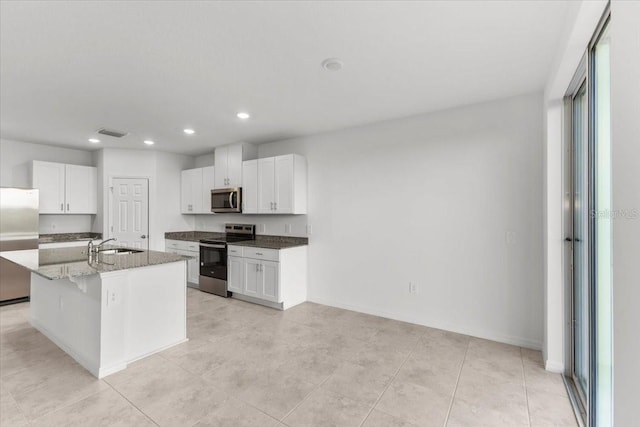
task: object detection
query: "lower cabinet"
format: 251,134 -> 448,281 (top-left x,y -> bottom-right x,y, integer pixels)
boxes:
227,245 -> 307,309
165,239 -> 199,287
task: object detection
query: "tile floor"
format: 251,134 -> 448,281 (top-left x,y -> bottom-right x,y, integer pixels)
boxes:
0,288 -> 578,426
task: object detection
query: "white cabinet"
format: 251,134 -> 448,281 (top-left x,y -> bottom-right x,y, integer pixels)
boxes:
181,166 -> 215,214
242,160 -> 258,214
181,168 -> 203,214
32,161 -> 97,214
202,166 -> 215,212
227,244 -> 307,310
165,239 -> 200,287
253,154 -> 307,214
214,143 -> 257,189
227,255 -> 244,294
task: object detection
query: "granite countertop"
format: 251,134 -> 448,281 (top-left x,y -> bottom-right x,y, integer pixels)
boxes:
164,231 -> 226,242
164,231 -> 308,249
0,245 -> 190,280
230,235 -> 308,249
39,232 -> 103,244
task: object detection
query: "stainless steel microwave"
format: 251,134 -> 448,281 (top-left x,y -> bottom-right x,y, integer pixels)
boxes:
211,188 -> 242,213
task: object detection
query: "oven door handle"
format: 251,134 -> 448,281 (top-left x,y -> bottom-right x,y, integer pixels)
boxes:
200,243 -> 225,249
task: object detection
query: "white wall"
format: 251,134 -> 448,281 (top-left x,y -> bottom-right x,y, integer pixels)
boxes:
97,148 -> 194,251
231,93 -> 543,349
0,138 -> 95,233
610,1 -> 640,424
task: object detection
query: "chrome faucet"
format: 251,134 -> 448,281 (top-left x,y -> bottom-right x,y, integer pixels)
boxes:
88,238 -> 117,254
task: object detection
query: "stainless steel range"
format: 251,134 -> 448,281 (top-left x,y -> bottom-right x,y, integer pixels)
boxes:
199,223 -> 255,297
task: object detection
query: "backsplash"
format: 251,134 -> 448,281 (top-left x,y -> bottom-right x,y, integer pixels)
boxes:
194,214 -> 309,237
38,215 -> 94,234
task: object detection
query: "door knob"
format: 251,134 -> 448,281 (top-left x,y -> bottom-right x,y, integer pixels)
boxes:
141,235 -> 147,239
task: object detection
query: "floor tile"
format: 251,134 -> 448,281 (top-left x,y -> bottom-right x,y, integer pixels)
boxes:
0,381 -> 29,427
375,380 -> 451,427
4,358 -> 109,420
282,388 -> 371,427
30,387 -> 154,427
0,289 -> 581,427
193,397 -> 280,427
523,359 -> 567,396
527,387 -> 579,427
362,409 -> 419,427
321,361 -> 394,405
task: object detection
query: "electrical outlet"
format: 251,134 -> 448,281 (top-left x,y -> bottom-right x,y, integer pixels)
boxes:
505,231 -> 516,246
306,225 -> 313,235
285,224 -> 292,234
51,223 -> 56,230
259,224 -> 266,233
409,282 -> 417,294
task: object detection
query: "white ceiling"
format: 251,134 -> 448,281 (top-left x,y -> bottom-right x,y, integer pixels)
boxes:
0,0 -> 571,155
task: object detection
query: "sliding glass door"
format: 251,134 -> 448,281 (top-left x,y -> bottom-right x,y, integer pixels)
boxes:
564,10 -> 611,427
570,80 -> 589,406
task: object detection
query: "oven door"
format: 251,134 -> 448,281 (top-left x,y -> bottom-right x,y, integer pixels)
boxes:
211,188 -> 242,213
199,243 -> 228,296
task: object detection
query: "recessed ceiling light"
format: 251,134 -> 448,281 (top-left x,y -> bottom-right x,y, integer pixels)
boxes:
88,138 -> 100,143
183,128 -> 195,135
143,140 -> 155,145
321,58 -> 343,71
236,112 -> 250,120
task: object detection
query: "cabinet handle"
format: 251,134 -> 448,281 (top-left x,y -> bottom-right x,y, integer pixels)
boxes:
67,203 -> 70,211
61,203 -> 64,211
274,202 -> 277,211
256,252 -> 263,255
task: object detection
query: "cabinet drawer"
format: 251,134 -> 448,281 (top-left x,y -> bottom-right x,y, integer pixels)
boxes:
165,239 -> 198,252
243,247 -> 279,262
227,245 -> 243,256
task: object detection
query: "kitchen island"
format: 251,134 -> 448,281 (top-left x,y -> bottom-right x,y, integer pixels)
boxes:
0,246 -> 190,378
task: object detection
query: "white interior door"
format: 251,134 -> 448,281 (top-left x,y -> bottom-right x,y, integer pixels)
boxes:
111,178 -> 149,250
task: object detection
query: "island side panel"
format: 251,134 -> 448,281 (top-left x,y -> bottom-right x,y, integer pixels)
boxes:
281,245 -> 308,310
100,260 -> 187,367
29,272 -> 103,376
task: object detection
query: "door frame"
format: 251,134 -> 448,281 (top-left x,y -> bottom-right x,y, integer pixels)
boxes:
107,176 -> 151,249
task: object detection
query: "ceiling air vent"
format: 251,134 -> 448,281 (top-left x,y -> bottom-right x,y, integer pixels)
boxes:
96,128 -> 128,138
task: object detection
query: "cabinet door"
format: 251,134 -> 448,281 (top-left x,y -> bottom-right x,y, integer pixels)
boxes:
274,155 -> 294,213
260,260 -> 280,303
201,166 -> 215,213
190,168 -> 203,214
228,255 -> 244,294
32,161 -> 65,213
243,258 -> 261,298
65,165 -> 97,214
181,170 -> 192,213
258,157 -> 275,213
214,146 -> 228,189
242,160 -> 258,214
226,144 -> 243,187
188,252 -> 200,285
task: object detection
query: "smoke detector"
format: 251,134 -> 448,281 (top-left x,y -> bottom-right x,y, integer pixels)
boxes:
96,128 -> 128,138
321,58 -> 343,72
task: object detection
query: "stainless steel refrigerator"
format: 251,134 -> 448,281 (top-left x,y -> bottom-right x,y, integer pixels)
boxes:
0,187 -> 39,303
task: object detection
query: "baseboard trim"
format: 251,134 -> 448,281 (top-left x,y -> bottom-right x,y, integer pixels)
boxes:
545,359 -> 565,373
307,296 -> 543,350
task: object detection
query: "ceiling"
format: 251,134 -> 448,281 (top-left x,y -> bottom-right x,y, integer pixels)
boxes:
0,0 -> 572,155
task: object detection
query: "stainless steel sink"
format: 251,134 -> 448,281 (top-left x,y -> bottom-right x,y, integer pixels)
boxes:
98,248 -> 144,255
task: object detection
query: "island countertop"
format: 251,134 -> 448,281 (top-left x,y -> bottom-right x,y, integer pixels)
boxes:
0,246 -> 191,280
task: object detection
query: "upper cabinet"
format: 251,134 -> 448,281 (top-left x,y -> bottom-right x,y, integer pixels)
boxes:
32,161 -> 97,214
181,166 -> 215,214
214,143 -> 257,189
181,168 -> 203,213
243,154 -> 307,215
242,160 -> 258,214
